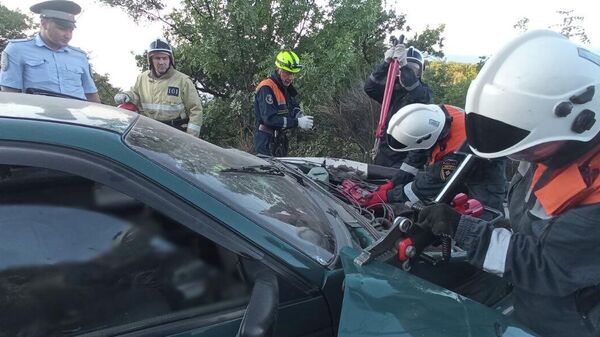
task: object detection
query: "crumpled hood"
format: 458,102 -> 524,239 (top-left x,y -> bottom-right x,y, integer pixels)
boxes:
338,248 -> 535,337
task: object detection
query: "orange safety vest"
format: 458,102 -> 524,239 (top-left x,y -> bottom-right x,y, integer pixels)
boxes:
255,78 -> 289,116
430,105 -> 466,164
531,145 -> 600,216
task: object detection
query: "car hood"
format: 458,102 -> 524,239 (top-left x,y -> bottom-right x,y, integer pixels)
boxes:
338,248 -> 535,337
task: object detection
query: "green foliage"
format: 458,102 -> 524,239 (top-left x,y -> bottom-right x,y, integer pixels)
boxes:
550,10 -> 590,43
94,72 -> 121,106
0,4 -> 35,52
99,0 -> 447,159
424,61 -> 478,108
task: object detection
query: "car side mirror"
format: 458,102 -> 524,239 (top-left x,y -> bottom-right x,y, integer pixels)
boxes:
236,270 -> 279,337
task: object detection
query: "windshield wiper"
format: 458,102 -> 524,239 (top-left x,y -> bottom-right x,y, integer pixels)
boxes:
220,165 -> 284,176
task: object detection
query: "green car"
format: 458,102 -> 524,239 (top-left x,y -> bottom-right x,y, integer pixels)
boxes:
0,93 -> 535,337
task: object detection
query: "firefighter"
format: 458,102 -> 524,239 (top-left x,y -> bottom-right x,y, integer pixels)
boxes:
253,50 -> 314,157
0,0 -> 100,102
114,38 -> 203,137
364,44 -> 433,167
417,30 -> 600,337
360,103 -> 507,213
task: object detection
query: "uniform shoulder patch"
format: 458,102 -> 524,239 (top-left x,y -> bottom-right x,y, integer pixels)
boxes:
265,94 -> 274,105
1,51 -> 8,72
440,158 -> 458,181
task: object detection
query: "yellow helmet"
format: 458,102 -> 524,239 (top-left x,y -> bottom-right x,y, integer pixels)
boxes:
275,50 -> 303,73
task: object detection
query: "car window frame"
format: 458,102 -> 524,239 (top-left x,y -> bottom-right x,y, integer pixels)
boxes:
0,140 -> 322,336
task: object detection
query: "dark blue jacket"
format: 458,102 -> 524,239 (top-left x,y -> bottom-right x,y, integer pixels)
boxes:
364,62 -> 433,167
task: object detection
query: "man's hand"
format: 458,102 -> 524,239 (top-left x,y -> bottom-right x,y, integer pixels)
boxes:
186,123 -> 201,137
114,93 -> 131,105
361,180 -> 394,207
298,115 -> 314,130
417,203 -> 462,237
384,44 -> 407,66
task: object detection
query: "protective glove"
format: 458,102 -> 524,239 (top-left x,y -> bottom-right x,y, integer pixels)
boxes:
391,170 -> 415,186
384,44 -> 407,66
293,107 -> 304,118
298,115 -> 314,130
186,123 -> 201,137
417,203 -> 462,237
361,180 -> 395,207
114,93 -> 131,105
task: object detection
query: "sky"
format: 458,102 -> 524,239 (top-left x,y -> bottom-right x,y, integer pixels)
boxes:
3,0 -> 600,90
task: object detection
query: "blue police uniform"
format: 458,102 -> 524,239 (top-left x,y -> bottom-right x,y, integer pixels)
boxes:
0,34 -> 97,100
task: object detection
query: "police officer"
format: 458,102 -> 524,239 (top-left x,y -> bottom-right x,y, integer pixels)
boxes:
0,0 -> 100,102
360,103 -> 507,213
114,38 -> 203,137
254,50 -> 314,157
417,30 -> 600,336
365,44 -> 433,167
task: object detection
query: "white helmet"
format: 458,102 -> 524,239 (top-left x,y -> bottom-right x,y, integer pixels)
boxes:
387,103 -> 447,152
465,29 -> 600,159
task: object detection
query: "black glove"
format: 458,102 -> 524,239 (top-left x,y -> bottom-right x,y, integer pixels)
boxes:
417,203 -> 462,237
391,170 -> 415,186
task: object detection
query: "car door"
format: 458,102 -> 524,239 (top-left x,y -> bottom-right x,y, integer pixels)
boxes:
337,248 -> 537,337
0,141 -> 333,337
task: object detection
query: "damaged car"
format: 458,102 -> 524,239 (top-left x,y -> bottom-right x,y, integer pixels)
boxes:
0,92 -> 534,336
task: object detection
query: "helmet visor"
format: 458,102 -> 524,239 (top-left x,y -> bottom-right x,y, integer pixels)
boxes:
465,112 -> 530,154
386,134 -> 407,151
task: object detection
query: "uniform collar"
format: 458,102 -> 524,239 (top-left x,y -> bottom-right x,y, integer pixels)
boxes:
35,34 -> 69,52
150,66 -> 175,80
270,70 -> 297,97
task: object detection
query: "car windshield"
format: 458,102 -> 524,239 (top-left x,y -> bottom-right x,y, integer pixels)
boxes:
125,117 -> 339,264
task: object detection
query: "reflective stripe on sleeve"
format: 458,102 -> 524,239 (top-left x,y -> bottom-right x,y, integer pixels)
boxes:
141,103 -> 185,112
283,117 -> 288,128
482,228 -> 512,276
400,162 -> 419,176
403,182 -> 421,203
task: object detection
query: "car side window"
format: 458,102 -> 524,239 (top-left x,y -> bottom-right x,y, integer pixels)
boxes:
0,165 -> 251,336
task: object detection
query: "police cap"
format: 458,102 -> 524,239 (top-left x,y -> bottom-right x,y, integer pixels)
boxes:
30,0 -> 81,28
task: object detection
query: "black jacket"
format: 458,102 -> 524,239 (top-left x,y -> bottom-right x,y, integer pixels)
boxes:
364,61 -> 433,168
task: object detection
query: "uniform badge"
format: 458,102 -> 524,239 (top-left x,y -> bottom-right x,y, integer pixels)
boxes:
167,86 -> 180,96
440,158 -> 458,181
1,51 -> 8,72
265,94 -> 273,105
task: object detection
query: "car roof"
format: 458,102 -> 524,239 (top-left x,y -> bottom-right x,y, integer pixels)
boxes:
0,92 -> 137,134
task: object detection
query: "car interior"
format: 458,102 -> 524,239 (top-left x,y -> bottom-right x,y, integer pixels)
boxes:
0,165 -> 250,336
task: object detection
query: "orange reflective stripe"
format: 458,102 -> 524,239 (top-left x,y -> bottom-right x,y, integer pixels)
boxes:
531,144 -> 600,215
430,105 -> 466,163
256,78 -> 287,106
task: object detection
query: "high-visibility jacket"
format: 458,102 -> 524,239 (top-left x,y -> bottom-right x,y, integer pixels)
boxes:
455,144 -> 600,337
253,71 -> 300,131
127,67 -> 202,131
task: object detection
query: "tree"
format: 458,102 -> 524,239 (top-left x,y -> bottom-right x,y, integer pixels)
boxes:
0,4 -> 35,52
93,72 -> 121,106
513,10 -> 590,44
99,0 -> 444,158
550,10 -> 590,44
513,17 -> 529,33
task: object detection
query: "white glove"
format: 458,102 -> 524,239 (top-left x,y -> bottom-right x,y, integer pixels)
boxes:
114,93 -> 131,104
187,123 -> 201,137
298,115 -> 314,130
384,44 -> 407,66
